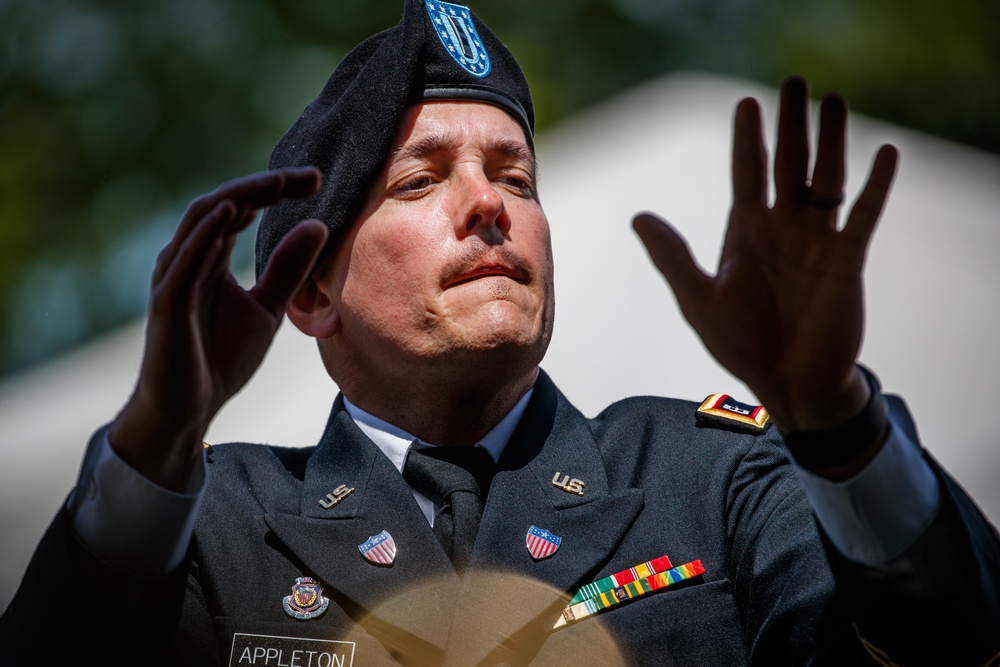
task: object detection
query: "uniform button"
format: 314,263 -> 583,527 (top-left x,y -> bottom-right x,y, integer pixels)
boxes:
83,475 -> 97,500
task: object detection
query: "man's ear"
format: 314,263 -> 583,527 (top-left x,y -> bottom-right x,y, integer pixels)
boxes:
286,272 -> 341,340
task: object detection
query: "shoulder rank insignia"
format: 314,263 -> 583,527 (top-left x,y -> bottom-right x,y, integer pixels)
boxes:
696,394 -> 770,434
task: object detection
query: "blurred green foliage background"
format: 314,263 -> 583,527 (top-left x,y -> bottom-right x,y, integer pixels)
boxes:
0,0 -> 997,378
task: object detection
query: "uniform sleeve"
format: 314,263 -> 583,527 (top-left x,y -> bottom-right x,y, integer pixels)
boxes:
0,428 -> 215,666
725,397 -> 1000,665
819,396 -> 1000,666
69,425 -> 206,576
725,428 -> 862,664
791,417 -> 941,565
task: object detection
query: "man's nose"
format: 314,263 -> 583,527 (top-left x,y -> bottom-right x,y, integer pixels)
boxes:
454,171 -> 510,239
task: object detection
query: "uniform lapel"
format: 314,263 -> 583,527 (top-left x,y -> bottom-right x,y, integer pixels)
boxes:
264,377 -> 645,665
450,372 -> 644,665
264,400 -> 458,654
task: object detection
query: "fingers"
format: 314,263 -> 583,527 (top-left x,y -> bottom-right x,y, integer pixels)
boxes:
844,145 -> 898,250
253,219 -> 330,317
203,231 -> 239,289
148,166 -> 323,327
191,166 -> 321,232
277,168 -> 325,200
772,79 -> 857,229
810,94 -> 848,208
732,98 -> 768,209
632,213 -> 711,309
155,200 -> 236,310
774,76 -> 810,206
153,167 -> 321,284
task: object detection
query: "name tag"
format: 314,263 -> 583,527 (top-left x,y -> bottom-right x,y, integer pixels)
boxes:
229,633 -> 356,667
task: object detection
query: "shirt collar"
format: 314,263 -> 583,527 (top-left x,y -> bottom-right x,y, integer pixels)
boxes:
343,388 -> 534,472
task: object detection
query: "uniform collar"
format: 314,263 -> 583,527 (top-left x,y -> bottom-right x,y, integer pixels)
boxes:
343,388 -> 534,469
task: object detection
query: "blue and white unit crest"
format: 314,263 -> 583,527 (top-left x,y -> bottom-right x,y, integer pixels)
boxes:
425,1 -> 491,78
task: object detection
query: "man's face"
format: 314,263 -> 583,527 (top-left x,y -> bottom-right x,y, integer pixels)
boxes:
320,101 -> 554,387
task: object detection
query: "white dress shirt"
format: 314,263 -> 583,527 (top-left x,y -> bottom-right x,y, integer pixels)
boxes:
342,390 -> 533,525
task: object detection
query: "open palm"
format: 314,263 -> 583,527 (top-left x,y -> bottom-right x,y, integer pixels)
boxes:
634,77 -> 897,432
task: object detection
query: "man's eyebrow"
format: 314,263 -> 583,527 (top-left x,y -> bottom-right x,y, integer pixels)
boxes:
392,133 -> 460,163
392,133 -> 536,172
491,137 -> 536,171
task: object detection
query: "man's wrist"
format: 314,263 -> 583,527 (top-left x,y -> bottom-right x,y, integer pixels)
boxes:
790,416 -> 941,565
71,426 -> 207,577
781,366 -> 889,473
109,393 -> 208,493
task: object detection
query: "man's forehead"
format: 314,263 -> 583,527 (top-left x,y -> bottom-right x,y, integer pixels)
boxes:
390,101 -> 534,160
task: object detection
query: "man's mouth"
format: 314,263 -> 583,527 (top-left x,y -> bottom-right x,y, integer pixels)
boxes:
444,249 -> 531,288
447,263 -> 524,287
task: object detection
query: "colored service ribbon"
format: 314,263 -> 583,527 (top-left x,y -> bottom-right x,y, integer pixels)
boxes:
568,554 -> 673,605
554,560 -> 706,628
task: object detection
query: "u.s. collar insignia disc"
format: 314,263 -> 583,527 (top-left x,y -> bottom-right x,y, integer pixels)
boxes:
282,577 -> 329,620
526,525 -> 561,561
425,1 -> 491,78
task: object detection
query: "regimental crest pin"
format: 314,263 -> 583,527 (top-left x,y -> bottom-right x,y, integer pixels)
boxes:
282,577 -> 329,620
425,1 -> 491,78
358,530 -> 397,566
526,525 -> 561,561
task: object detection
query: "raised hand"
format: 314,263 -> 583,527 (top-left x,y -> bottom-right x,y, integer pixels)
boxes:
633,76 -> 898,436
109,168 -> 328,491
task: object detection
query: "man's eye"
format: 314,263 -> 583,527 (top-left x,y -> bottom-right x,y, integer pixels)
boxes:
499,173 -> 534,193
398,176 -> 432,192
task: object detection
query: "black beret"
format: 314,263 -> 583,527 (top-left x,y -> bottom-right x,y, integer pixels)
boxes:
255,0 -> 535,277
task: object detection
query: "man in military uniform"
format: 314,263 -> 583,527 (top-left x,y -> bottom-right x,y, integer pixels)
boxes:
3,1 -> 999,665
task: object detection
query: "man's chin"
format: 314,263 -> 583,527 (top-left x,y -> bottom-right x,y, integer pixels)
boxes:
448,332 -> 547,362
432,323 -> 551,374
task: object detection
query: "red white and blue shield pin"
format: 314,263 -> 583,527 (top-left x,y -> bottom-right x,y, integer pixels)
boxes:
526,525 -> 561,561
282,577 -> 329,620
358,530 -> 397,566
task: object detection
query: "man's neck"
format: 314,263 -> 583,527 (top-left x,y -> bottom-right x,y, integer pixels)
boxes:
339,367 -> 539,446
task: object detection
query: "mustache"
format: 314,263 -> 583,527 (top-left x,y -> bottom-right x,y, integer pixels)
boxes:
441,242 -> 532,287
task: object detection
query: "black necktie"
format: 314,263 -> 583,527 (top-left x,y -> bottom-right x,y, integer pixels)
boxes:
402,445 -> 496,573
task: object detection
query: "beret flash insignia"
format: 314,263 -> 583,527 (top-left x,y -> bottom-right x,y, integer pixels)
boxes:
426,1 -> 491,78
696,394 -> 770,434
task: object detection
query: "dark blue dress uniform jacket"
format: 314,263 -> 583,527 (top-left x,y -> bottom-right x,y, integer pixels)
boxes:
3,371 -> 999,665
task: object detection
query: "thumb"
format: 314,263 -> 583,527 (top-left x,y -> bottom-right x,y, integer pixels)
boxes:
632,212 -> 710,307
252,220 -> 329,316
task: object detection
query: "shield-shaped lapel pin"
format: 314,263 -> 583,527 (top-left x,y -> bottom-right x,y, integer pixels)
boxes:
526,525 -> 561,561
358,530 -> 397,566
282,577 -> 329,620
